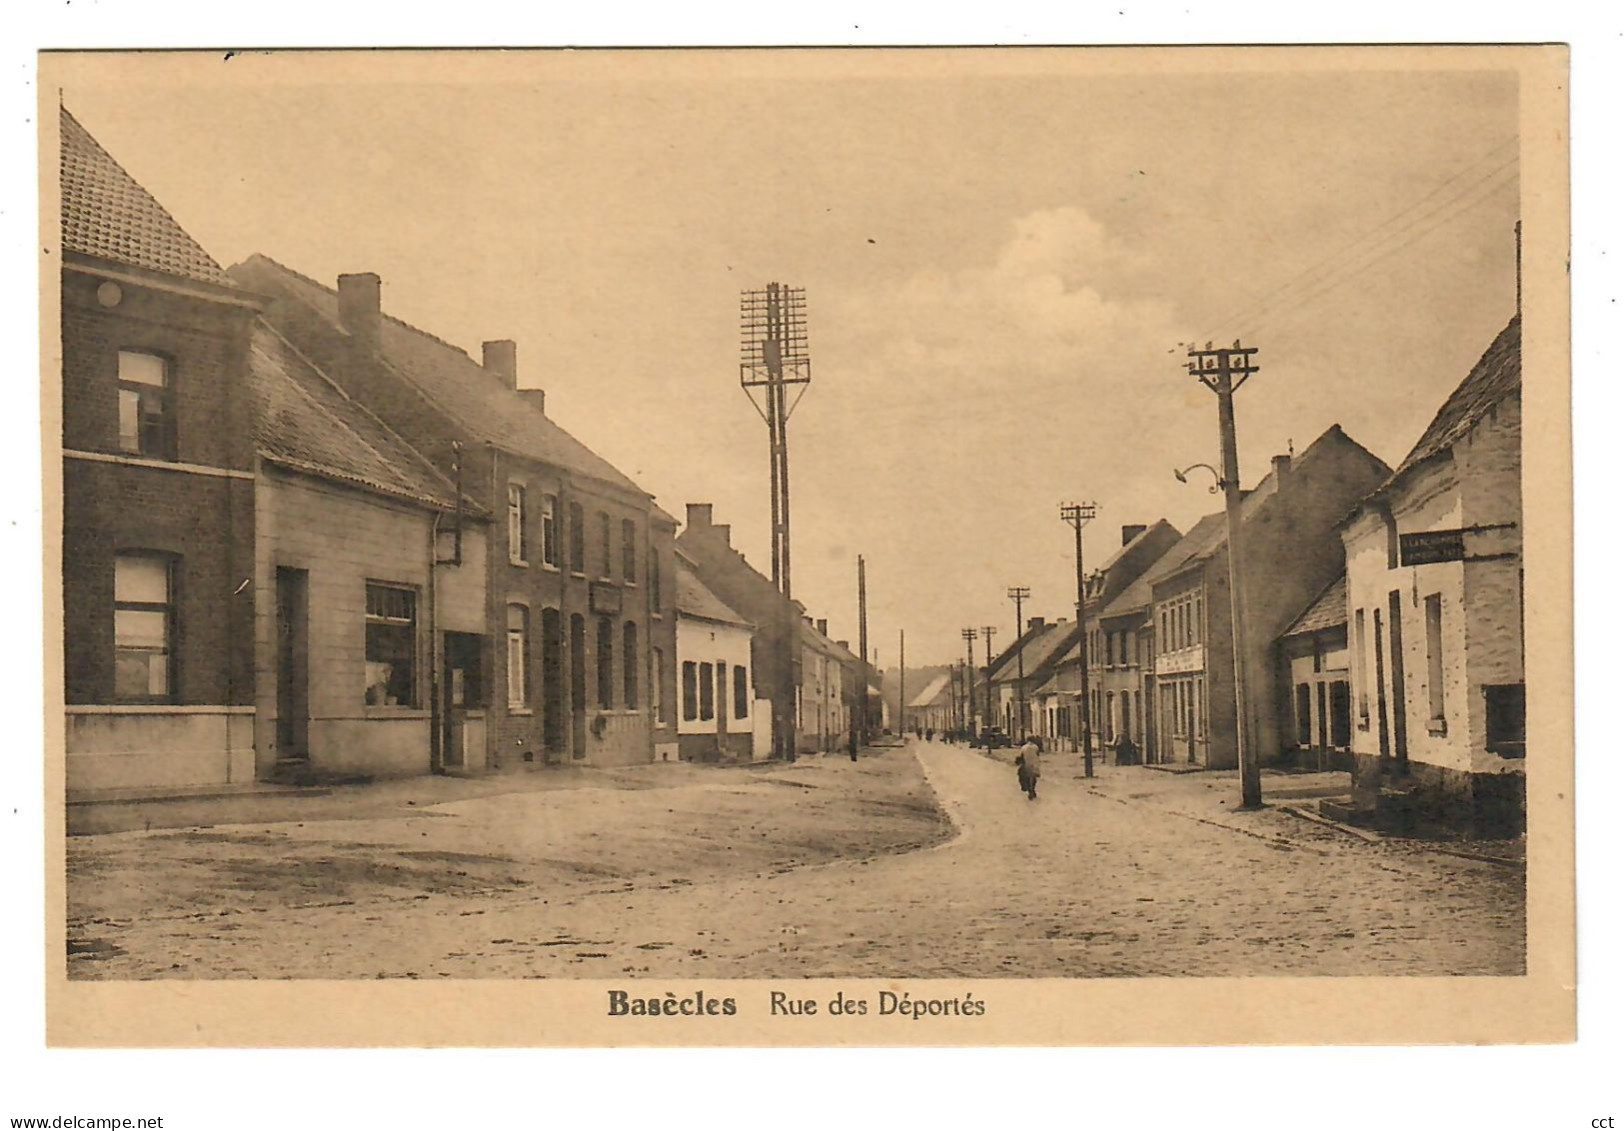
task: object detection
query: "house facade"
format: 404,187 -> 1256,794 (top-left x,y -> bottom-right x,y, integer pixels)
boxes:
59,107 -> 262,793
1146,426 -> 1391,770
1276,575 -> 1354,773
231,257 -> 678,770
798,620 -> 857,755
1340,316 -> 1524,834
248,323 -> 490,781
674,553 -> 757,762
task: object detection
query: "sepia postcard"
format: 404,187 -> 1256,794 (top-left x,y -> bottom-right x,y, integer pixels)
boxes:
39,45 -> 1572,1047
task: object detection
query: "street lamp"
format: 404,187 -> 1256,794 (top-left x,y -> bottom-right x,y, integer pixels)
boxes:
1182,340 -> 1263,810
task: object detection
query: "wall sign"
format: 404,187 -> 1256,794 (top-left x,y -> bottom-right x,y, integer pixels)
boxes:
1400,529 -> 1467,566
590,582 -> 622,615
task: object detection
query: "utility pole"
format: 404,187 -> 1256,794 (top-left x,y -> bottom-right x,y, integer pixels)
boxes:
857,555 -> 870,747
981,625 -> 998,740
740,284 -> 811,760
1061,501 -> 1098,776
898,629 -> 905,739
1007,586 -> 1031,740
961,628 -> 979,739
1187,340 -> 1262,809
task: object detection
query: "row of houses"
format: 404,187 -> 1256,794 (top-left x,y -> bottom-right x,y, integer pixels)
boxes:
59,106 -> 871,795
911,319 -> 1525,836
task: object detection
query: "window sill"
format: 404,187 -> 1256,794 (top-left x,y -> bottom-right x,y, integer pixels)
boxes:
541,562 -> 560,573
507,707 -> 534,717
363,706 -> 429,719
1426,719 -> 1447,736
509,558 -> 529,568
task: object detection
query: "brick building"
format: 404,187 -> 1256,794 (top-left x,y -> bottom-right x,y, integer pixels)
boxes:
248,322 -> 489,781
1145,425 -> 1391,769
1339,316 -> 1524,834
231,256 -> 678,769
674,550 -> 758,762
59,107 -> 262,792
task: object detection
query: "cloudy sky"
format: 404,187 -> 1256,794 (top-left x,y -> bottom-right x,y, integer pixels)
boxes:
55,51 -> 1521,664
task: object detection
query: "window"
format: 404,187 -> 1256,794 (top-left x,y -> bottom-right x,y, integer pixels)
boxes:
650,549 -> 663,611
1194,595 -> 1203,643
507,484 -> 528,564
568,501 -> 585,573
114,553 -> 173,700
652,647 -> 665,724
596,615 -> 614,709
116,351 -> 171,458
1354,608 -> 1369,725
365,583 -> 417,707
682,661 -> 698,721
506,605 -> 529,708
1424,594 -> 1446,730
1105,692 -> 1116,742
715,659 -> 728,722
1295,683 -> 1313,745
598,511 -> 612,578
540,494 -> 559,567
734,664 -> 748,719
622,621 -> 639,710
1329,681 -> 1352,747
622,519 -> 637,583
1484,683 -> 1526,757
699,661 -> 715,721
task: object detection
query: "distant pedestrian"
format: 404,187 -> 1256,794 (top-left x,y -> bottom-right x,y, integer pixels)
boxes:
849,727 -> 859,762
1016,737 -> 1041,800
926,727 -> 934,743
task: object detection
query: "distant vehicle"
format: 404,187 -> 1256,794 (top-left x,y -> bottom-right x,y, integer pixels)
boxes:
978,729 -> 1013,749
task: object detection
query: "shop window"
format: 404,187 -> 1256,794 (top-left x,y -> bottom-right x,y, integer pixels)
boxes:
733,664 -> 748,719
507,483 -> 528,564
540,494 -> 559,567
622,621 -> 639,710
1295,683 -> 1313,746
116,350 -> 171,459
596,615 -> 614,709
1484,683 -> 1526,758
682,661 -> 698,721
113,553 -> 173,700
365,583 -> 417,707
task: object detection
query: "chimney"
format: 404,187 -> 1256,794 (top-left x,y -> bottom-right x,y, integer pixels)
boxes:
483,340 -> 518,389
1272,453 -> 1291,487
1121,524 -> 1147,546
816,619 -> 828,636
337,273 -> 381,355
519,388 -> 546,416
685,503 -> 714,530
1027,616 -> 1046,633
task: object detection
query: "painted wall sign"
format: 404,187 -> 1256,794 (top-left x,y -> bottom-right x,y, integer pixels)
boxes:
1400,529 -> 1467,566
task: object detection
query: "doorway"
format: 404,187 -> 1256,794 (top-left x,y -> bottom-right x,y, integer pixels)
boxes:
441,631 -> 483,770
275,567 -> 309,760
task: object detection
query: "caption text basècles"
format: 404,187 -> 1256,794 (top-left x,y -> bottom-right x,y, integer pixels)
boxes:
606,989 -> 987,1020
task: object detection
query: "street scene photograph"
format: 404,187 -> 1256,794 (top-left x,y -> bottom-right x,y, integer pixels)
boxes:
46,48 -> 1549,992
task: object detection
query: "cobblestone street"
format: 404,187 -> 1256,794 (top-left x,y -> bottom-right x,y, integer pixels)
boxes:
67,740 -> 1524,980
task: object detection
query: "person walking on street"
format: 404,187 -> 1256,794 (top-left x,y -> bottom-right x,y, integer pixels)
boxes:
1016,736 -> 1041,800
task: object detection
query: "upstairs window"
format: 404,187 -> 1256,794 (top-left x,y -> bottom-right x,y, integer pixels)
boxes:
507,484 -> 528,564
622,519 -> 637,584
598,512 -> 612,579
540,494 -> 559,568
365,583 -> 417,707
568,502 -> 585,573
117,351 -> 171,459
113,553 -> 173,701
650,547 -> 662,610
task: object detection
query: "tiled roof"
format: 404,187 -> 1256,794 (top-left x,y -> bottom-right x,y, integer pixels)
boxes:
675,559 -> 752,628
1389,315 -> 1521,485
248,321 -> 471,512
1281,574 -> 1348,639
908,673 -> 951,708
60,107 -> 232,287
231,255 -> 648,498
990,620 -> 1079,684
